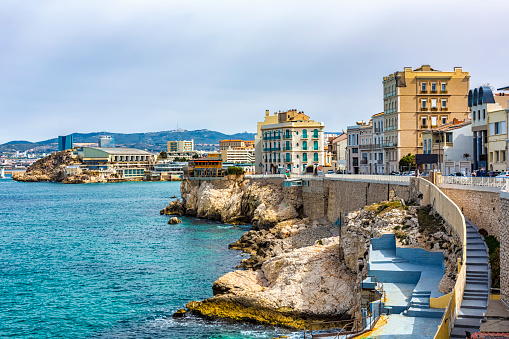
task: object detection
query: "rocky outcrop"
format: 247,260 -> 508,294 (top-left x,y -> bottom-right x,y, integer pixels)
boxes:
187,237 -> 359,329
173,179 -> 303,228
168,217 -> 182,224
13,150 -> 107,184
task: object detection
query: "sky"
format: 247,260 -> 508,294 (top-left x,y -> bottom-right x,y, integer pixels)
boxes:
1,0 -> 508,144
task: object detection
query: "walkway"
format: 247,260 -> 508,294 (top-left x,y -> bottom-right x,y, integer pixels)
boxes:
451,218 -> 490,338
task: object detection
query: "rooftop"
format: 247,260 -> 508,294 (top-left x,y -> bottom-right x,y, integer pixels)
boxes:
85,147 -> 153,155
425,118 -> 471,133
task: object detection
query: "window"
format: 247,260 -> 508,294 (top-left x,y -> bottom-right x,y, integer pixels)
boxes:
422,99 -> 427,108
441,82 -> 447,92
473,111 -> 476,121
483,109 -> 486,120
313,153 -> 318,162
422,117 -> 427,127
313,129 -> 319,138
490,152 -> 494,162
478,111 -> 481,121
431,116 -> 437,126
431,82 -> 437,92
352,148 -> 358,153
442,99 -> 447,107
431,99 -> 437,108
423,139 -> 427,153
302,129 -> 307,138
442,117 -> 447,125
302,140 -> 307,150
490,123 -> 495,135
446,132 -> 452,143
303,153 -> 307,162
314,141 -> 318,150
503,151 -> 506,162
421,82 -> 426,92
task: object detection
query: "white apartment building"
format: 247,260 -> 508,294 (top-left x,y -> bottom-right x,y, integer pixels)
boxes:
221,148 -> 255,164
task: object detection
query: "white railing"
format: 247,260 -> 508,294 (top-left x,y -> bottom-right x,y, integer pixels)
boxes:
245,174 -> 286,179
441,176 -> 509,190
288,174 -> 323,180
324,173 -> 411,183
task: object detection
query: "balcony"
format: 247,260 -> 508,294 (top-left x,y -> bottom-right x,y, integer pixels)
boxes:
374,128 -> 382,133
377,159 -> 383,164
440,90 -> 448,94
283,135 -> 292,140
441,107 -> 448,111
273,135 -> 281,140
382,142 -> 398,148
301,135 -> 308,139
302,147 -> 308,151
420,107 -> 428,111
263,147 -> 281,152
359,144 -> 381,150
420,124 -> 428,129
431,107 -> 438,111
430,90 -> 437,94
420,90 -> 428,94
284,158 -> 292,163
385,126 -> 397,131
360,159 -> 368,164
283,146 -> 293,151
312,135 -> 319,139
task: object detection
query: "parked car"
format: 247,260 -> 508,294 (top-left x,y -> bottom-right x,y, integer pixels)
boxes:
449,172 -> 465,177
390,171 -> 401,176
495,172 -> 509,181
326,170 -> 335,174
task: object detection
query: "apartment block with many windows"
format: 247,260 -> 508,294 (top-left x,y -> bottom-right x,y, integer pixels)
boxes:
259,110 -> 325,174
382,65 -> 470,173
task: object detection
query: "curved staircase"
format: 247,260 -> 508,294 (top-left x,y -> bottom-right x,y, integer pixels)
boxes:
451,218 -> 490,338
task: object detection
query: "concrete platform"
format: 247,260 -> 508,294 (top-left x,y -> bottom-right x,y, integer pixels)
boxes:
480,299 -> 509,332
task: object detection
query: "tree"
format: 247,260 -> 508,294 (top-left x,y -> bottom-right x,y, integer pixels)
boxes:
399,153 -> 416,171
192,154 -> 200,159
159,151 -> 168,159
226,166 -> 245,175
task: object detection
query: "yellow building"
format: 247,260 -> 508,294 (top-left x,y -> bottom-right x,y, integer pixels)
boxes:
488,107 -> 508,172
255,110 -> 280,173
382,65 -> 470,173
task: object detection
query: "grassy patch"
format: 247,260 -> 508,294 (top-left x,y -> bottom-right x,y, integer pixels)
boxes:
417,205 -> 444,234
373,201 -> 402,215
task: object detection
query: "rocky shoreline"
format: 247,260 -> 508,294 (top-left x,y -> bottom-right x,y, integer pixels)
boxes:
162,179 -> 460,329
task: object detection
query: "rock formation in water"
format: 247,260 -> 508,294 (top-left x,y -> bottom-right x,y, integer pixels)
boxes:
163,179 -> 303,229
13,150 -> 105,184
187,237 -> 359,329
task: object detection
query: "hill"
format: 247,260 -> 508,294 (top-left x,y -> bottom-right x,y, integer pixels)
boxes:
0,129 -> 256,153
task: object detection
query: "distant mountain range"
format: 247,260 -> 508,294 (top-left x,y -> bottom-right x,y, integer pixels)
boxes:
0,129 -> 256,153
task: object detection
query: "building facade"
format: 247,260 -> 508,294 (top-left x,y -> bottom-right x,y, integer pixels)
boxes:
260,110 -> 325,174
327,133 -> 347,172
421,119 -> 472,175
382,65 -> 470,173
469,86 -> 509,171
167,140 -> 194,153
346,124 -> 361,174
488,107 -> 508,172
78,147 -> 154,178
220,148 -> 255,163
98,136 -> 115,148
58,134 -> 74,152
219,139 -> 254,150
255,110 -> 279,173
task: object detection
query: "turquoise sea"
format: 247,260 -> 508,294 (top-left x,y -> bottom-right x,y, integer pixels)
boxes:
0,179 -> 299,339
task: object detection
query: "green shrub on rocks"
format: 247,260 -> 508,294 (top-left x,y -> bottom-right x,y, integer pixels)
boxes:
226,167 -> 245,175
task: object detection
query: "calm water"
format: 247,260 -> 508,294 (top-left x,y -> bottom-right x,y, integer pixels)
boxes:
0,179 -> 299,339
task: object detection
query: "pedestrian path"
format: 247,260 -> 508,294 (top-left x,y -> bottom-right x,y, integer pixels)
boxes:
450,218 -> 490,338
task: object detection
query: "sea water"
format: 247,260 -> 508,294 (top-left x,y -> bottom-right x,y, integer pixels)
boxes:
0,179 -> 300,338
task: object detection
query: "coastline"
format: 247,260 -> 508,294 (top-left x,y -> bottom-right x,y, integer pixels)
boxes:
163,177 -> 460,330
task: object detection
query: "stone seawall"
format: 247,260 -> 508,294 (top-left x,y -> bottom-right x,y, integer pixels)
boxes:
440,186 -> 501,240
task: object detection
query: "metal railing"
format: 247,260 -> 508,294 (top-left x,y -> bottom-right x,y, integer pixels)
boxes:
441,176 -> 509,190
324,173 -> 411,183
304,300 -> 383,339
245,174 -> 285,179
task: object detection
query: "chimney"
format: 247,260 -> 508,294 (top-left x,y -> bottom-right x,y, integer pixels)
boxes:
265,110 -> 269,117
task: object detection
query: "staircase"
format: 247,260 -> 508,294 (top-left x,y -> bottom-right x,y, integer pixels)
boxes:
450,218 -> 490,338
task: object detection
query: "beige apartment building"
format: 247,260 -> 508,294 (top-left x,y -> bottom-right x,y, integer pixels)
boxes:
258,109 -> 325,174
382,65 -> 470,173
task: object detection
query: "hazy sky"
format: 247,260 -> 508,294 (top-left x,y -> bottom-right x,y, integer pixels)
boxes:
1,0 -> 508,144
